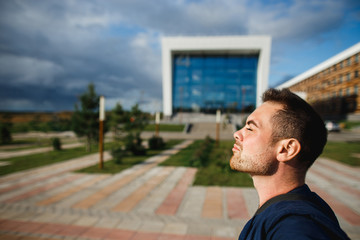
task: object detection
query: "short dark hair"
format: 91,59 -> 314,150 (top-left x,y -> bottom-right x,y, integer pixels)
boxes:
262,88 -> 327,168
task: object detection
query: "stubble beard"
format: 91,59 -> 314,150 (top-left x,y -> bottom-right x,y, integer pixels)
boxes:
230,147 -> 278,176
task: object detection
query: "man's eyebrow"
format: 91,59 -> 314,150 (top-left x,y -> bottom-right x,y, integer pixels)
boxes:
246,120 -> 259,128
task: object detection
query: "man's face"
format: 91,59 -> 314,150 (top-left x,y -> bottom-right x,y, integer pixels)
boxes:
230,102 -> 282,176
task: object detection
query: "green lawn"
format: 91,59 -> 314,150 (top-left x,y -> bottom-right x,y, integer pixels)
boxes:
0,144 -> 102,177
144,124 -> 185,132
0,138 -> 51,151
321,141 -> 360,166
161,140 -> 253,187
0,138 -> 80,152
76,140 -> 182,174
0,139 -> 182,177
194,141 -> 253,187
339,121 -> 360,130
160,140 -> 204,167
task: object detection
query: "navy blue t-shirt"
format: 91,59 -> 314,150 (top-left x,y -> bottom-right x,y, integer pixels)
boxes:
238,184 -> 350,240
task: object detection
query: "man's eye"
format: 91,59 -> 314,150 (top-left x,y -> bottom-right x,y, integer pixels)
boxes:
246,127 -> 252,131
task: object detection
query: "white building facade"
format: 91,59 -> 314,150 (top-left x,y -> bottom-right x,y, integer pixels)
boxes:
162,36 -> 272,117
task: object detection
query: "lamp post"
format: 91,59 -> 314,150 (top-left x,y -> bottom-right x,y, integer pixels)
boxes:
99,96 -> 105,169
216,109 -> 221,146
155,112 -> 160,137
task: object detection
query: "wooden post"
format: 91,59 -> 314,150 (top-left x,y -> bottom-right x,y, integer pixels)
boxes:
216,109 -> 221,146
155,112 -> 160,137
99,96 -> 105,169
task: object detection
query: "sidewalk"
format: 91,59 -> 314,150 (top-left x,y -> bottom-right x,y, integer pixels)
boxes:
0,140 -> 359,239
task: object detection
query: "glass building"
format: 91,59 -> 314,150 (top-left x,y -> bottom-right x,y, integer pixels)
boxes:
162,36 -> 271,117
172,54 -> 258,113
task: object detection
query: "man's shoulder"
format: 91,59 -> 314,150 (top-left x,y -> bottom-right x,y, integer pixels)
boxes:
267,214 -> 334,239
257,189 -> 337,226
256,185 -> 337,221
252,191 -> 349,240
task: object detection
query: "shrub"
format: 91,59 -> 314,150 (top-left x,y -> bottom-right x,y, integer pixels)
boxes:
0,123 -> 12,144
124,133 -> 146,156
190,136 -> 214,167
148,135 -> 165,150
111,145 -> 126,164
52,137 -> 62,151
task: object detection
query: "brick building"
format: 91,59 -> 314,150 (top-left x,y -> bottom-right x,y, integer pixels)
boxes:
277,42 -> 360,119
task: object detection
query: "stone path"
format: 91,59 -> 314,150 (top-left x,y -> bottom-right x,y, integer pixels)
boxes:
0,140 -> 359,239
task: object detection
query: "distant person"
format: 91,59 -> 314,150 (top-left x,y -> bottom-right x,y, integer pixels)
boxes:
230,88 -> 349,239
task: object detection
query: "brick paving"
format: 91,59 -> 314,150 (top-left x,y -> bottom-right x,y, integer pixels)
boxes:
0,140 -> 359,239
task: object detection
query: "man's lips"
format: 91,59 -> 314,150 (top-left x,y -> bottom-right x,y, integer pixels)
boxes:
232,144 -> 241,152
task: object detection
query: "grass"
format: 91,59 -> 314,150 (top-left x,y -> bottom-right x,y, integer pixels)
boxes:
0,137 -> 182,177
161,140 -> 253,187
0,138 -> 79,152
76,139 -> 182,174
0,138 -> 51,151
160,140 -> 204,167
321,141 -> 360,166
339,121 -> 360,130
144,124 -> 185,132
194,141 -> 253,187
0,143 -> 107,177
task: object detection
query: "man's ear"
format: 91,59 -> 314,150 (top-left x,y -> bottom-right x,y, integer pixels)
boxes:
276,138 -> 301,162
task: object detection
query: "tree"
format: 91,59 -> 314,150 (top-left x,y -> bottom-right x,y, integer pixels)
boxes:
110,103 -> 149,163
52,137 -> 62,151
124,104 -> 148,134
123,104 -> 149,155
72,83 -> 100,152
109,102 -> 126,141
0,114 -> 12,145
0,123 -> 12,144
109,102 -> 127,164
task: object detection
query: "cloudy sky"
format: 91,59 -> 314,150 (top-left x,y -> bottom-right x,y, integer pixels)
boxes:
0,0 -> 359,113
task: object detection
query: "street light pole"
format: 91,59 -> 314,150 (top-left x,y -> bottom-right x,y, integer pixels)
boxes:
99,96 -> 105,169
155,112 -> 160,137
216,109 -> 221,146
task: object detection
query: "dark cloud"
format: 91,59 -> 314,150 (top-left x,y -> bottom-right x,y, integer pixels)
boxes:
0,82 -> 78,111
0,0 -> 358,112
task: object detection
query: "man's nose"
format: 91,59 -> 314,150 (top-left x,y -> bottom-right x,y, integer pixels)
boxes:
233,129 -> 243,142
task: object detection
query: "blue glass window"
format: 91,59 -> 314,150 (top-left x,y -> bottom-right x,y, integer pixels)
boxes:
172,54 -> 258,113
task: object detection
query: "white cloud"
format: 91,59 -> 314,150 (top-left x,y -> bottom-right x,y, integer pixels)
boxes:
130,31 -> 162,82
106,88 -> 162,113
247,0 -> 344,41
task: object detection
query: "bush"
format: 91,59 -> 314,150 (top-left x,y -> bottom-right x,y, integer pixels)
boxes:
124,133 -> 146,156
190,136 -> 214,167
132,144 -> 146,155
148,135 -> 165,150
111,145 -> 126,164
52,137 -> 62,151
0,123 -> 12,144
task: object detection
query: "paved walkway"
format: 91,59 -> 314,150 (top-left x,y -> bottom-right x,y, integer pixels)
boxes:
0,140 -> 359,239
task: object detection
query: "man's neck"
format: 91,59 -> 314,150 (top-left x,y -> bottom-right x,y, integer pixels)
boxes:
252,171 -> 305,207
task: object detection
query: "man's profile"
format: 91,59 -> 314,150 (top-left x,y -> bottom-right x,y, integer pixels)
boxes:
230,88 -> 350,239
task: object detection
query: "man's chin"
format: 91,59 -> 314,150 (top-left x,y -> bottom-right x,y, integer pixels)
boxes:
229,155 -> 240,171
